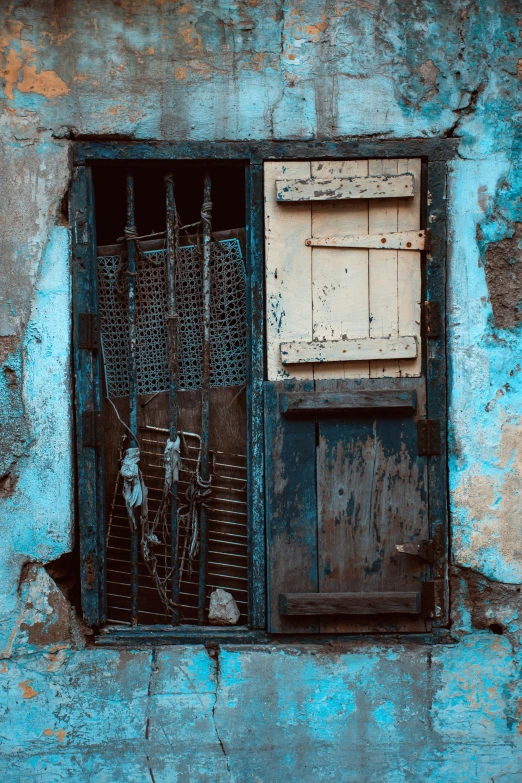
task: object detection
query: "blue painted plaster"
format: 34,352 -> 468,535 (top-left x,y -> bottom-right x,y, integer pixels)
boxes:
0,227 -> 72,657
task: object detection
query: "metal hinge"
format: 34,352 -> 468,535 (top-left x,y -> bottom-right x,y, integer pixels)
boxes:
395,540 -> 436,563
422,581 -> 436,618
78,313 -> 100,350
82,411 -> 103,448
417,419 -> 441,456
425,301 -> 441,338
74,215 -> 89,245
395,526 -> 443,565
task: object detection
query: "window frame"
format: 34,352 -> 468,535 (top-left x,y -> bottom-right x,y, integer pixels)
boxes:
71,139 -> 455,645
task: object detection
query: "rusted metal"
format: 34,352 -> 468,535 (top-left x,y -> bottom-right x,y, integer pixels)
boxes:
125,172 -> 139,626
198,173 -> 212,625
417,419 -> 441,456
425,301 -> 441,338
165,173 -> 180,624
78,313 -> 100,350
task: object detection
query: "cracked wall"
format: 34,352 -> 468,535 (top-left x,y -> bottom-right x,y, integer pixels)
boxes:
1,1 -> 522,780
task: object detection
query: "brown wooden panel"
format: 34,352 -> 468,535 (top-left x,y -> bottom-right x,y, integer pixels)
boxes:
315,378 -> 429,633
279,389 -> 416,414
280,591 -> 422,616
265,380 -> 319,633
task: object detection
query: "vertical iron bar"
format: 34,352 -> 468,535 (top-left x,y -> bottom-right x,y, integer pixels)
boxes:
126,172 -> 139,626
165,174 -> 180,624
198,173 -> 212,625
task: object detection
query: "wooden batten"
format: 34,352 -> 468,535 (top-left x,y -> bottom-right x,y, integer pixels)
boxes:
305,229 -> 426,250
276,173 -> 415,202
279,389 -> 417,413
280,336 -> 417,365
279,591 -> 423,616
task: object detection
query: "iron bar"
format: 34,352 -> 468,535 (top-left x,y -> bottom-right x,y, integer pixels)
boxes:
125,172 -> 139,626
165,173 -> 180,624
198,172 -> 212,625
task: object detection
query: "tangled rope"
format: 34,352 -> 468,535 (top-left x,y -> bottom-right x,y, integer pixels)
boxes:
178,468 -> 212,582
139,436 -> 181,614
120,447 -> 148,533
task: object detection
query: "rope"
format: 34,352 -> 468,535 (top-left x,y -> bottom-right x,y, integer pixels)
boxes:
120,447 -> 146,533
179,469 -> 212,580
200,200 -> 212,237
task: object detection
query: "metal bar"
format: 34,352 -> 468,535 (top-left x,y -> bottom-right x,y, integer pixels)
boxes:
198,172 -> 212,625
165,173 -> 180,624
125,172 -> 139,627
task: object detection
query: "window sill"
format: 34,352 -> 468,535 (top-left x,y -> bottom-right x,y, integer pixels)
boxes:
94,624 -> 453,647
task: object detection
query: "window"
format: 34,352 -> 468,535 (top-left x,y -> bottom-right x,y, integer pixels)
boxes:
71,142 -> 451,640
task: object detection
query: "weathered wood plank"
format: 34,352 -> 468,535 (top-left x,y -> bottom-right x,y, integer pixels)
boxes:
316,388 -> 429,632
279,390 -> 417,413
398,158 -> 422,377
265,161 -> 313,381
280,336 -> 417,364
280,591 -> 422,615
265,381 -> 319,633
369,159 -> 400,378
75,138 -> 459,166
310,159 -> 370,380
246,164 -> 266,629
306,229 -> 426,250
276,173 -> 415,202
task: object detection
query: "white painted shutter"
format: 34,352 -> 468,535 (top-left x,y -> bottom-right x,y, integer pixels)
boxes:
264,158 -> 422,381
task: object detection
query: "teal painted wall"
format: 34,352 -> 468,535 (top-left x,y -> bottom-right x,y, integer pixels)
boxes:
1,2 -> 522,780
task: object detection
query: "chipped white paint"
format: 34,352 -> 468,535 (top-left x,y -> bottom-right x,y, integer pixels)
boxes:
276,173 -> 415,201
306,229 -> 426,250
281,336 -> 417,364
267,159 -> 422,381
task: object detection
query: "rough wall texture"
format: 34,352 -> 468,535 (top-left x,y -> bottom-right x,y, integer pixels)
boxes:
1,1 -> 522,780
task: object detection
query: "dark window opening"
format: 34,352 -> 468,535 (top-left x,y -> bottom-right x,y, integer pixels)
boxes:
92,163 -> 248,627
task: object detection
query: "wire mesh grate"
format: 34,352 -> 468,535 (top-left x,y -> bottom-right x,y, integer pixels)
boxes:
97,239 -> 247,397
106,428 -> 248,625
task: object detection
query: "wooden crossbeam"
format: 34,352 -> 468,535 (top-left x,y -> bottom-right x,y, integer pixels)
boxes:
280,336 -> 418,365
279,390 -> 417,414
279,591 -> 422,615
305,229 -> 426,250
276,173 -> 415,202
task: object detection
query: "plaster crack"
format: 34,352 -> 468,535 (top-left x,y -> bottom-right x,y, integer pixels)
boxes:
446,83 -> 485,139
144,647 -> 159,778
206,642 -> 231,782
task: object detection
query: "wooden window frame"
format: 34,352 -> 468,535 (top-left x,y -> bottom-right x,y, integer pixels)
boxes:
71,139 -> 456,645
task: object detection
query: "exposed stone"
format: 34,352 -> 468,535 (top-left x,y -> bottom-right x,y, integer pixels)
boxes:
485,223 -> 522,329
208,589 -> 240,626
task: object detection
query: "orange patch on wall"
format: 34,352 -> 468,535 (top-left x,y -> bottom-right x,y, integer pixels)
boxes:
176,66 -> 187,80
19,680 -> 38,699
251,53 -> 265,71
17,64 -> 69,98
179,26 -> 201,50
43,728 -> 67,741
2,47 -> 23,100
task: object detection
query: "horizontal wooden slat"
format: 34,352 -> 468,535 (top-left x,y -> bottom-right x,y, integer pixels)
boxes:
305,229 -> 426,250
279,591 -> 422,615
276,173 -> 415,202
280,336 -> 417,364
279,390 -> 417,413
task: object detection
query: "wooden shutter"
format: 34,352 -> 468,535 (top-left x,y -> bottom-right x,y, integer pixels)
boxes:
264,159 -> 441,634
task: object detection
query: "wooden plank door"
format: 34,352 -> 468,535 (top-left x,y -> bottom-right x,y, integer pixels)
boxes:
264,158 -> 439,634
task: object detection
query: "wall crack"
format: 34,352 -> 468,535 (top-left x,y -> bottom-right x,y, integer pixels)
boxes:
205,642 -> 231,782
